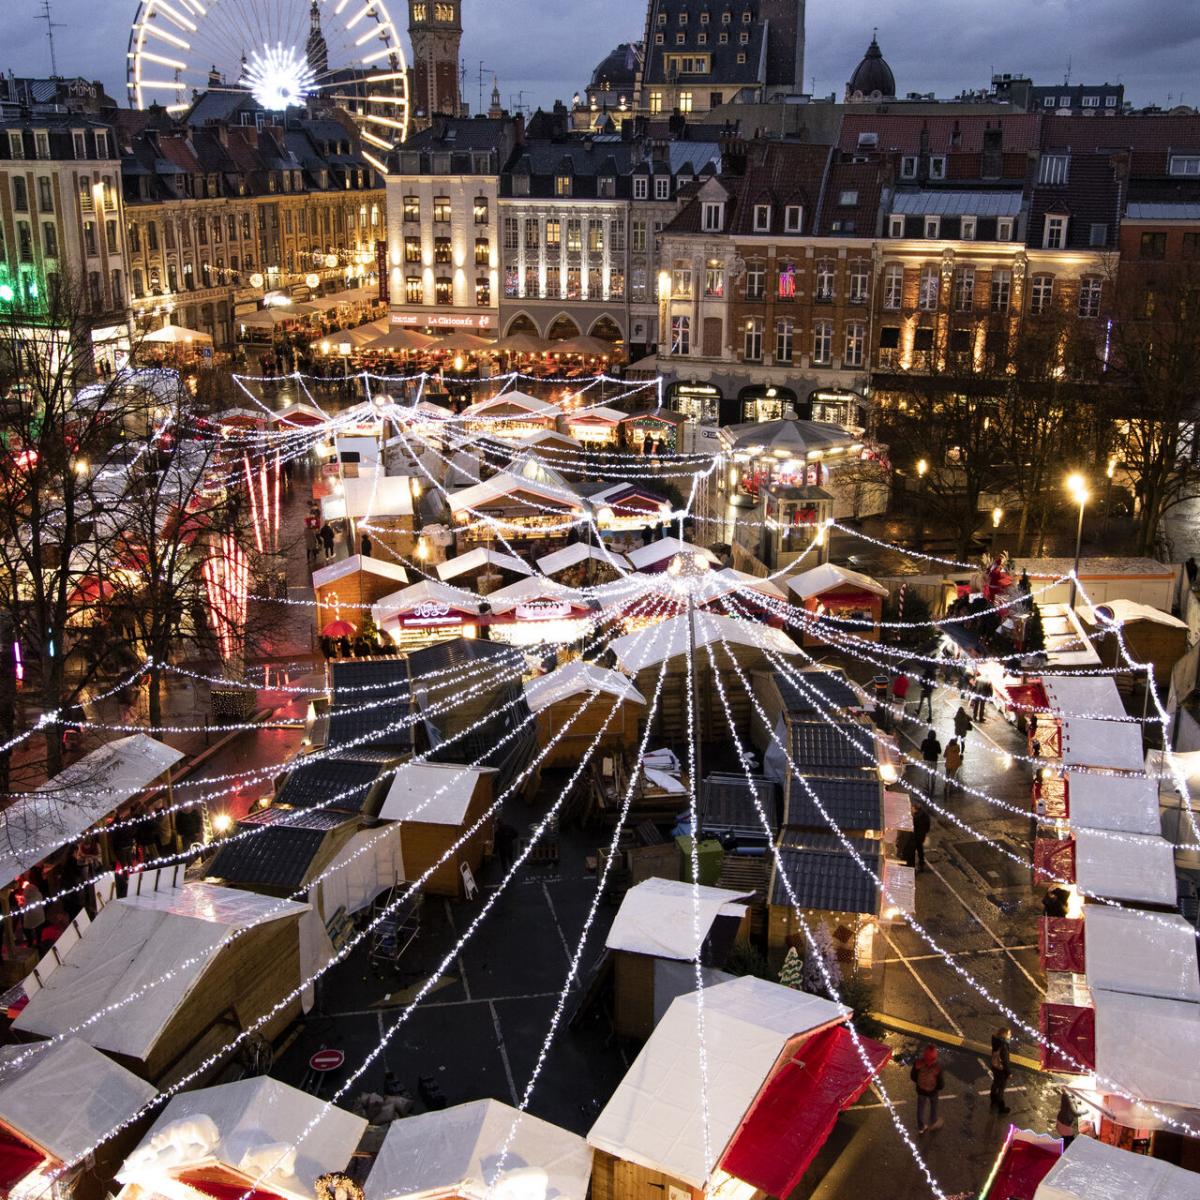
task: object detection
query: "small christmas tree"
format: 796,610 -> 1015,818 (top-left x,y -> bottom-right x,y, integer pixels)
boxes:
801,923 -> 842,998
1025,601 -> 1046,654
778,946 -> 803,990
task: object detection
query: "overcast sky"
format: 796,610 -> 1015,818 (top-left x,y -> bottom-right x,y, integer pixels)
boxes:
13,0 -> 1200,113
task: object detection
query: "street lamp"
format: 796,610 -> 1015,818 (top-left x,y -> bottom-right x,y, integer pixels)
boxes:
1102,455 -> 1117,538
1065,472 -> 1089,609
916,458 -> 929,548
668,549 -> 711,837
991,506 -> 1003,556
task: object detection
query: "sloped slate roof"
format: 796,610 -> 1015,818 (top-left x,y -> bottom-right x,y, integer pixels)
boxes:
771,833 -> 880,913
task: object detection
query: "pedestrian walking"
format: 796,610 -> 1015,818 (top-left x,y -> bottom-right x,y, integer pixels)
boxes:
1188,556 -> 1198,591
19,872 -> 46,949
911,1044 -> 944,1133
944,737 -> 963,797
360,531 -> 372,557
912,801 -> 931,872
971,676 -> 992,723
953,705 -> 973,741
892,672 -> 910,713
319,522 -> 336,560
920,730 -> 941,797
917,668 -> 935,721
1054,1091 -> 1079,1146
990,1026 -> 1012,1114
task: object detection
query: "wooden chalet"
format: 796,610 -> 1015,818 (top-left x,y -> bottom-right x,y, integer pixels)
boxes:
524,661 -> 645,768
313,555 -> 410,637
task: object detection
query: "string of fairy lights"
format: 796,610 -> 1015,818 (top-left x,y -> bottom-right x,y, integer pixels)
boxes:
11,365 -> 1199,1200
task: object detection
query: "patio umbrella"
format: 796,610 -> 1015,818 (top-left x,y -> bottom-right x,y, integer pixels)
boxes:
68,576 -> 116,606
310,318 -> 387,348
728,418 -> 855,457
143,324 -> 212,345
322,619 -> 357,638
429,331 -> 494,352
550,334 -> 617,357
492,332 -> 550,354
361,326 -> 439,352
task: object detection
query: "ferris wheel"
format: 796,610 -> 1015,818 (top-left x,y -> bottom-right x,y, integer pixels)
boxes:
127,0 -> 410,169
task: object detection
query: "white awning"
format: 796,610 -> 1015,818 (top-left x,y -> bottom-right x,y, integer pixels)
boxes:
1075,830 -> 1177,907
1042,676 -> 1126,720
378,762 -> 495,826
117,1077 -> 366,1200
436,547 -> 533,582
1084,905 -> 1200,1003
1092,988 -> 1200,1111
1034,1132 -> 1200,1200
1058,718 -> 1145,771
1064,771 -> 1161,835
0,1038 -> 155,1164
608,612 -> 802,674
626,537 -> 720,572
605,878 -> 750,960
486,576 -> 584,615
524,661 -> 645,714
0,734 -> 184,890
786,561 -> 888,601
312,554 -> 409,590
536,543 -> 630,575
365,1098 -> 592,1200
461,390 -> 560,420
339,475 -> 414,519
587,976 -> 845,1188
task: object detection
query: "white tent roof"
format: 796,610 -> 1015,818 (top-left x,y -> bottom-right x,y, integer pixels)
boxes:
691,567 -> 788,606
117,1076 -> 366,1200
1042,676 -> 1126,720
144,324 -> 212,344
365,1098 -> 592,1200
0,734 -> 184,890
605,878 -> 750,961
1075,830 -> 1177,907
514,429 -> 583,452
524,661 -> 645,714
436,547 -> 533,582
1092,988 -> 1200,1111
1034,1132 -> 1200,1200
335,435 -> 382,464
373,579 -> 482,624
378,762 -> 495,826
14,879 -> 308,1060
536,543 -> 630,575
786,562 -> 888,601
461,390 -> 560,420
339,475 -> 414,519
485,576 -> 584,615
1065,771 -> 1161,835
608,612 -> 802,674
626,537 -> 720,572
448,473 -> 582,515
312,554 -> 409,590
568,404 -> 625,425
1084,906 -> 1200,1003
1087,599 -> 1189,631
1059,718 -> 1146,771
587,976 -> 845,1187
0,1038 -> 156,1164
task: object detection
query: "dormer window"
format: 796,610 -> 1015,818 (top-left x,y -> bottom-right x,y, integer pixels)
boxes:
900,156 -> 917,178
1043,214 -> 1068,249
784,204 -> 802,232
753,203 -> 771,232
929,155 -> 946,179
633,176 -> 648,200
555,174 -> 572,197
1038,154 -> 1069,185
598,175 -> 616,197
701,201 -> 723,231
654,176 -> 670,200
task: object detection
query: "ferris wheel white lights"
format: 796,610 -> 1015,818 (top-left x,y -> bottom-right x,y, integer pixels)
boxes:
243,42 -> 318,111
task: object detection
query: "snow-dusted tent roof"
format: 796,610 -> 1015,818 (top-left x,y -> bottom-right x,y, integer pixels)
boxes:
436,547 -> 533,582
524,661 -> 645,714
536,542 -> 630,576
365,1098 -> 592,1200
605,878 -> 750,961
373,579 -> 483,624
1086,599 -> 1189,630
448,472 -> 583,516
378,762 -> 495,826
587,976 -> 846,1188
1041,676 -> 1126,720
608,612 -> 802,674
460,390 -> 560,420
0,1038 -> 155,1165
1064,772 -> 1161,836
786,562 -> 888,601
1058,718 -> 1146,771
117,1076 -> 366,1200
480,576 -> 582,614
513,428 -> 583,453
312,554 -> 409,590
14,879 -> 308,1060
0,734 -> 184,890
626,537 -> 720,572
1092,988 -> 1200,1112
1075,830 -> 1177,907
697,567 -> 788,604
1034,1132 -> 1200,1200
1084,906 -> 1200,1003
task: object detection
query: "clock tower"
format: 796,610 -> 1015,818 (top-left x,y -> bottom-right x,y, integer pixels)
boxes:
408,0 -> 463,121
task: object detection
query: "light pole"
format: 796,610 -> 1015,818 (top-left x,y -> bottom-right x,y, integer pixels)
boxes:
1065,473 -> 1089,610
1102,456 -> 1117,539
668,549 -> 711,839
916,458 -> 928,548
991,506 -> 1003,557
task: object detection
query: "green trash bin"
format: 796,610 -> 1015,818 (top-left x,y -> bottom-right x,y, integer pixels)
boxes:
676,835 -> 724,886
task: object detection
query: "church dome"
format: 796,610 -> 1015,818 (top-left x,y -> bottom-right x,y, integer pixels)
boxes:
589,43 -> 640,94
847,35 -> 896,101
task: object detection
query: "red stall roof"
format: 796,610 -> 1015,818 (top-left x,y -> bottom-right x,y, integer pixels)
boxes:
1034,837 -> 1076,885
1040,1003 -> 1095,1074
1007,682 -> 1049,712
720,1025 -> 890,1198
983,1133 -> 1062,1200
179,1173 -> 288,1200
1039,918 -> 1086,974
0,1129 -> 47,1192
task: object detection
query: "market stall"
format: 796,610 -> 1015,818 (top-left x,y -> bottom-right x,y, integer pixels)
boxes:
436,546 -> 533,593
378,762 -> 496,897
978,1129 -> 1064,1200
524,660 -> 646,767
786,562 -> 888,645
619,409 -> 687,455
447,472 -> 585,546
0,1039 -> 156,1200
313,555 -> 410,637
1080,600 -> 1191,690
536,541 -> 630,582
564,404 -> 624,447
114,1076 -> 365,1200
459,391 -> 559,440
321,475 -> 417,557
484,576 -> 593,645
1033,1127 -> 1200,1200
625,536 -> 720,575
1033,770 -> 1161,835
365,1098 -> 592,1200
372,579 -> 484,649
1034,827 -> 1177,909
